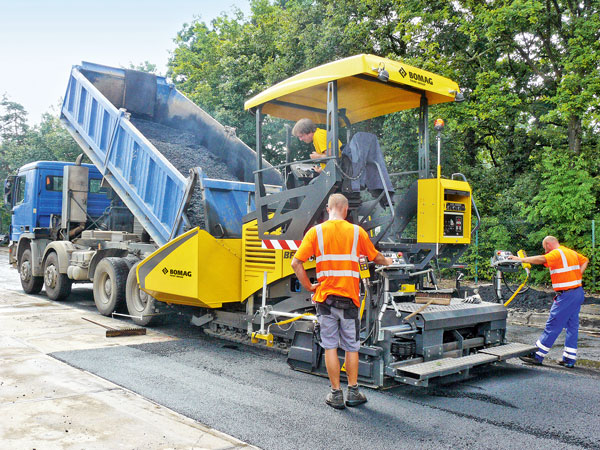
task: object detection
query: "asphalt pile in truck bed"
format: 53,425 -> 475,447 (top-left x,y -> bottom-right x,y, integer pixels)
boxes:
131,118 -> 239,230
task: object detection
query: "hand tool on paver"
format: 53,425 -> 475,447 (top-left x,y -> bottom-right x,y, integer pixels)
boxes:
403,298 -> 435,322
404,292 -> 453,322
82,317 -> 146,337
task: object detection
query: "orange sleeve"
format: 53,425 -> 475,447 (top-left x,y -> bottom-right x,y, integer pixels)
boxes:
577,252 -> 589,265
294,227 -> 316,262
543,249 -> 560,268
357,228 -> 380,261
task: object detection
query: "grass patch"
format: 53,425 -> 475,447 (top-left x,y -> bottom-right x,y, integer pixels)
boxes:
573,359 -> 600,369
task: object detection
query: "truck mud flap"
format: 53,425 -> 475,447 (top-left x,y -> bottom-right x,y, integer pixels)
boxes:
394,343 -> 537,387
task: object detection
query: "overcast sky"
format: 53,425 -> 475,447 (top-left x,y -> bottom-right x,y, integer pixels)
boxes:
0,0 -> 251,124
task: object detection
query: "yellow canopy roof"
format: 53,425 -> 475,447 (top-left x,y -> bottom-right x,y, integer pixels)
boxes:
244,54 -> 459,124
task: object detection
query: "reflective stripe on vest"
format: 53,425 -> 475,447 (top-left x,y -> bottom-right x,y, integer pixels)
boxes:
549,248 -> 582,291
315,223 -> 360,281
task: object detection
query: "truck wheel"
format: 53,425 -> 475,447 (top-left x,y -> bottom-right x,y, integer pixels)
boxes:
125,261 -> 157,326
93,258 -> 128,316
19,248 -> 44,294
44,252 -> 72,301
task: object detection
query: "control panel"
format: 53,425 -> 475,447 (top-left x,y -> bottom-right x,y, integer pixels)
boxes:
443,213 -> 464,237
445,202 -> 466,212
417,178 -> 472,244
359,255 -> 370,279
490,250 -> 516,268
375,251 -> 413,271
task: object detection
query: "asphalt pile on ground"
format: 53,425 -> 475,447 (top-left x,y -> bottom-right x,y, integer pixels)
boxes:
478,284 -> 600,311
131,118 -> 239,229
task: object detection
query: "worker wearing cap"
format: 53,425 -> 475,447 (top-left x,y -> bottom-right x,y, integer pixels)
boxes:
292,193 -> 392,409
510,236 -> 588,368
292,118 -> 342,173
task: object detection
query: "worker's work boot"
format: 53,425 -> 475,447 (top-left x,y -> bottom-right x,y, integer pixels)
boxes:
345,384 -> 367,407
558,360 -> 575,368
325,388 -> 345,410
519,355 -> 543,366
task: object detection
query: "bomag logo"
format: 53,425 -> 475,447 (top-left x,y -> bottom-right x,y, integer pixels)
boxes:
162,267 -> 192,278
398,66 -> 434,86
409,72 -> 433,85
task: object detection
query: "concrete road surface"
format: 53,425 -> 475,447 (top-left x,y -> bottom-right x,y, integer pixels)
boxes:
2,248 -> 599,449
0,249 -> 253,450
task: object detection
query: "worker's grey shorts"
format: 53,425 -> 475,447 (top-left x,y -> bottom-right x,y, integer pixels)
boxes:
316,301 -> 360,353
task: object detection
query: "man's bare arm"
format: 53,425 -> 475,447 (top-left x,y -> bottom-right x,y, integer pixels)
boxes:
580,259 -> 588,275
373,252 -> 393,266
291,258 -> 319,292
509,254 -> 547,265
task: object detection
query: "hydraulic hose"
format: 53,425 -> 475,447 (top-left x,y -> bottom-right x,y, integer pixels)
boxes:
270,312 -> 314,327
503,268 -> 530,307
266,312 -> 316,335
359,280 -> 369,320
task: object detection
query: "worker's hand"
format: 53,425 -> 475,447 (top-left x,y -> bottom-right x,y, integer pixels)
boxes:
307,282 -> 320,292
309,151 -> 324,160
508,255 -> 521,261
373,252 -> 393,266
313,165 -> 323,173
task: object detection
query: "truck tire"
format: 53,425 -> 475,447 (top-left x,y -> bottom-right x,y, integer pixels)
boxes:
125,261 -> 157,326
43,251 -> 72,301
19,248 -> 44,294
93,257 -> 128,316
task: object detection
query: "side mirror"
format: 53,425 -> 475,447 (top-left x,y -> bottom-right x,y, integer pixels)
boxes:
3,176 -> 16,210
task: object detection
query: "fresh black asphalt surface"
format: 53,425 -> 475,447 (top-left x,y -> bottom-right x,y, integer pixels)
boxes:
2,253 -> 598,450
51,310 -> 600,450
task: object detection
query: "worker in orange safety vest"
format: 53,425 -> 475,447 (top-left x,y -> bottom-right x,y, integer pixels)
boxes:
510,236 -> 588,368
292,193 -> 392,409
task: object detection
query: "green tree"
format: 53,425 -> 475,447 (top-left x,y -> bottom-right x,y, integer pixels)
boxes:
0,95 -> 30,178
1,100 -> 82,179
166,1 -> 600,287
0,94 -> 29,145
519,152 -> 598,248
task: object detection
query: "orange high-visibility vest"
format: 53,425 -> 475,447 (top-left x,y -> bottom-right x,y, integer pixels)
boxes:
545,246 -> 587,292
294,220 -> 379,306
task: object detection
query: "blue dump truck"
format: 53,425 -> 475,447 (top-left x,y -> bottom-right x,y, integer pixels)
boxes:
4,61 -> 282,324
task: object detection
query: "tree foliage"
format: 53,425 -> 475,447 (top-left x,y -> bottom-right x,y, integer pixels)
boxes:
0,101 -> 81,181
0,98 -> 82,232
166,0 -> 600,288
127,61 -> 160,74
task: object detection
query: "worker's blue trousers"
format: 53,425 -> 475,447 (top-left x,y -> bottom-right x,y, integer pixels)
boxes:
534,286 -> 584,365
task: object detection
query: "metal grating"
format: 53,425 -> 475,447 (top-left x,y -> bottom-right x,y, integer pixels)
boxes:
479,343 -> 537,359
393,299 -> 497,313
399,353 -> 497,378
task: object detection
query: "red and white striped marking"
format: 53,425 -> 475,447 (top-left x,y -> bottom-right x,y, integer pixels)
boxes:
261,239 -> 302,250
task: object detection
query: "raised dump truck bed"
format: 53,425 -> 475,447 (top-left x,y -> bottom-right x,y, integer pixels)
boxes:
60,62 -> 281,246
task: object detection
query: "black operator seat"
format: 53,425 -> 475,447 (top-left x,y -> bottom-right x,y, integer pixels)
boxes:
341,132 -> 395,204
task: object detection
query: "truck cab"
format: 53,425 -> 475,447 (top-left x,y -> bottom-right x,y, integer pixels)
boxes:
5,161 -> 110,241
4,161 -> 110,269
